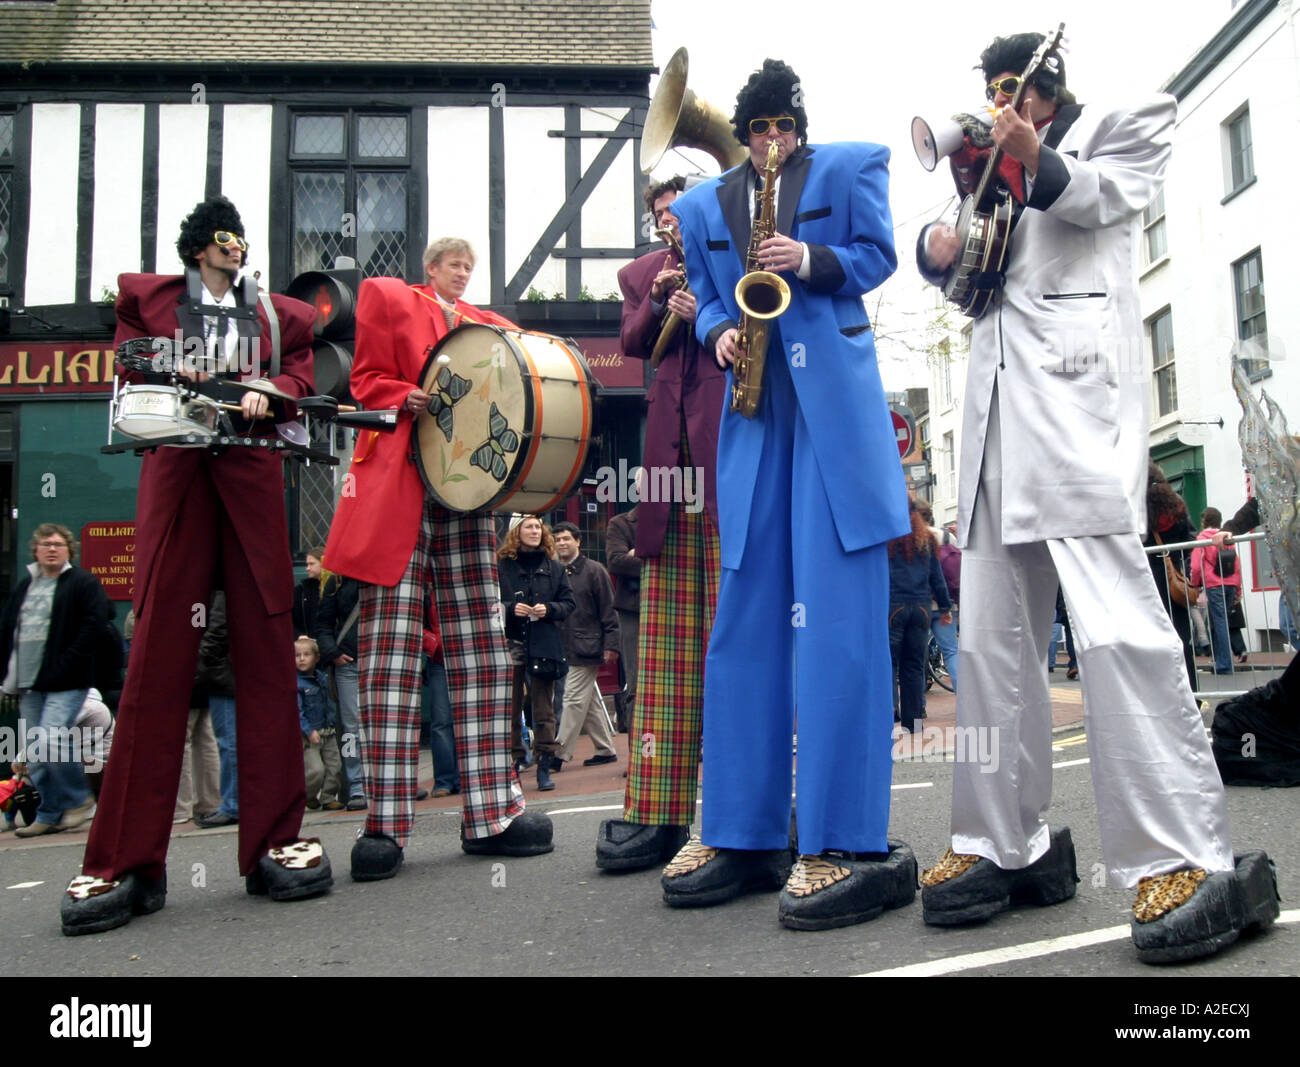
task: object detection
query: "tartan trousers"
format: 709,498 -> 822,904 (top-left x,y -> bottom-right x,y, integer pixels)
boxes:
358,499 -> 524,846
623,501 -> 719,825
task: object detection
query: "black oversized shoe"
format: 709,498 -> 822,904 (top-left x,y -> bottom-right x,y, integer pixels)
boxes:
1130,850 -> 1279,965
595,820 -> 689,872
461,810 -> 554,856
61,869 -> 167,937
245,838 -> 333,901
778,841 -> 917,931
661,840 -> 793,908
350,832 -> 404,882
921,825 -> 1078,926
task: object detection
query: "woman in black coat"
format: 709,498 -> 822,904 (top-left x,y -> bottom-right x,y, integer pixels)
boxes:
497,516 -> 574,791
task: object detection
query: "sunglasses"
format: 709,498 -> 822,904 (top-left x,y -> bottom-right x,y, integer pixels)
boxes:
748,116 -> 797,136
985,76 -> 1025,102
213,231 -> 248,251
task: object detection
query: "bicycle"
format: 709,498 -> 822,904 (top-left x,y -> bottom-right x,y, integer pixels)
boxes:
924,634 -> 954,692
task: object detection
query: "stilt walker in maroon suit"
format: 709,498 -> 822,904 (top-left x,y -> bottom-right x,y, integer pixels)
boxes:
62,196 -> 333,936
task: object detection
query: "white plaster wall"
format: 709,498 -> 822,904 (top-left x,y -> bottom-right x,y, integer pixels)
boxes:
90,105 -> 145,296
221,105 -> 273,286
579,107 -> 636,299
427,106 -> 490,302
504,106 -> 566,298
25,103 -> 81,305
155,105 -> 209,272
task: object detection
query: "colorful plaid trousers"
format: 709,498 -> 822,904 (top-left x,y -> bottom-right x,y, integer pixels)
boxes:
358,499 -> 524,846
623,500 -> 719,825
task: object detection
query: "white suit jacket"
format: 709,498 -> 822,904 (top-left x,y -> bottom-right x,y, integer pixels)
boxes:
925,95 -> 1176,546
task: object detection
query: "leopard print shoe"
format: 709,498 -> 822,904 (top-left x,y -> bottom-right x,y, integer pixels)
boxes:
1132,868 -> 1207,923
1130,851 -> 1280,965
778,842 -> 918,931
662,839 -> 792,909
921,827 -> 1078,926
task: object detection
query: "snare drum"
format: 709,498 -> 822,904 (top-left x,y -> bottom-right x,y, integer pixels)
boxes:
112,383 -> 220,443
415,324 -> 595,513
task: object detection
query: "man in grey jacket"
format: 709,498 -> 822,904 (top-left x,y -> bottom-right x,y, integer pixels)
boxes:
1,523 -> 108,836
552,523 -> 619,768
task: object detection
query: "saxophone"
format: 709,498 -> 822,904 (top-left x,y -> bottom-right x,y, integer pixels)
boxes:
649,226 -> 689,367
731,140 -> 792,418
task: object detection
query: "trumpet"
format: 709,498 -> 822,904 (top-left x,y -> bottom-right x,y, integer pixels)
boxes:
731,141 -> 791,418
650,226 -> 691,367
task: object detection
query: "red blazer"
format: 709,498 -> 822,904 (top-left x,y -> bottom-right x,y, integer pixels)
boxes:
113,273 -> 315,616
324,279 -> 515,587
617,248 -> 723,556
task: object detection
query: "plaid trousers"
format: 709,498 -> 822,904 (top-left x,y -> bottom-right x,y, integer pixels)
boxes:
623,500 -> 719,825
358,498 -> 524,846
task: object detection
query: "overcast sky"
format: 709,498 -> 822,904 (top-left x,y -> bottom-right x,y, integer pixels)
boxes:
646,0 -> 1237,385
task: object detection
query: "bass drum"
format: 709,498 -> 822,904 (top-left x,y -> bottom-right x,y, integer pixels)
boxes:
415,323 -> 595,513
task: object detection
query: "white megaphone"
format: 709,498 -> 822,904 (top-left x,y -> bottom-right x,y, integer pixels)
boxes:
910,109 -> 994,171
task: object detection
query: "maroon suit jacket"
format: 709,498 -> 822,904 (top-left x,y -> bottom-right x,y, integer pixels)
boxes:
113,273 -> 315,616
617,247 -> 724,557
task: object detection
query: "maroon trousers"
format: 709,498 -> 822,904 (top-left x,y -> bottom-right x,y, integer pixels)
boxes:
82,463 -> 306,880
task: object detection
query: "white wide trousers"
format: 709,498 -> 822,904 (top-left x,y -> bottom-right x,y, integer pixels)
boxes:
952,390 -> 1233,887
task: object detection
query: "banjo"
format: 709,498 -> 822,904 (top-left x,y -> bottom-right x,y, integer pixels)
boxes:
944,23 -> 1066,318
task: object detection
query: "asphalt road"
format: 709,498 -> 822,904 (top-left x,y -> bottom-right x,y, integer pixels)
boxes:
3,728 -> 1296,979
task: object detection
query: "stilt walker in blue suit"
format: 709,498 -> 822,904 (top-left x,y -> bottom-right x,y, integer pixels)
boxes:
661,59 -> 917,929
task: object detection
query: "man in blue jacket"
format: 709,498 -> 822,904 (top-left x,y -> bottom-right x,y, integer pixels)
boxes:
662,59 -> 914,929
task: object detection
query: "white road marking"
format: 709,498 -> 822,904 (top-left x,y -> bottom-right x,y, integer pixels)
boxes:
859,910 -> 1300,977
1052,757 -> 1091,770
7,881 -> 44,890
891,782 -> 934,790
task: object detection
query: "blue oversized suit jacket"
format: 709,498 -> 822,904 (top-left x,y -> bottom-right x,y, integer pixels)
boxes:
671,142 -> 911,569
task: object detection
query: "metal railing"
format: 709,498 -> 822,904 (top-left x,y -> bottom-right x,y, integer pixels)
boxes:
1145,531 -> 1294,700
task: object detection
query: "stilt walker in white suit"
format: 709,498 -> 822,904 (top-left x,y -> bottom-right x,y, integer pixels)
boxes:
915,31 -> 1278,963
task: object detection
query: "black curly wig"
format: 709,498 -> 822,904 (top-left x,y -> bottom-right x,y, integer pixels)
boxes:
175,195 -> 247,266
730,58 -> 808,147
978,32 -> 1076,106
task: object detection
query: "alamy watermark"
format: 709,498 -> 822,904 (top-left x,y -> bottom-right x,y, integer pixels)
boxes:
591,459 -> 704,514
50,998 -> 151,1047
893,724 -> 1000,774
0,720 -> 108,770
148,332 -> 262,377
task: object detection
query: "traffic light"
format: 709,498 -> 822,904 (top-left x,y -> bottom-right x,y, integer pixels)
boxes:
285,261 -> 363,399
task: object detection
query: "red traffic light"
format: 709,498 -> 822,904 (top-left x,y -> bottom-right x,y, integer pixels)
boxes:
285,269 -> 359,341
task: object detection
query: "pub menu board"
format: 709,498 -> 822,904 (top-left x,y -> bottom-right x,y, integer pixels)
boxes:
81,522 -> 136,599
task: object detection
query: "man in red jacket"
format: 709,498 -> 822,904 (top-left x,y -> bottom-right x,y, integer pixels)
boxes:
325,238 -> 553,881
63,196 -> 332,936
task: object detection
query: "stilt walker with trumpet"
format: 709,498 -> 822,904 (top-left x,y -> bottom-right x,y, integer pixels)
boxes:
595,174 -> 727,871
659,59 -> 915,930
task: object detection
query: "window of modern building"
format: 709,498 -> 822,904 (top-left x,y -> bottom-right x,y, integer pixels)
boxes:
1149,308 -> 1177,418
1142,188 -> 1166,264
1232,249 -> 1267,378
289,111 -> 412,278
1224,106 -> 1254,196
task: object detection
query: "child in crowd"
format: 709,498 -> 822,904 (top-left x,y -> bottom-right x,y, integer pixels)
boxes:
296,637 -> 344,811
